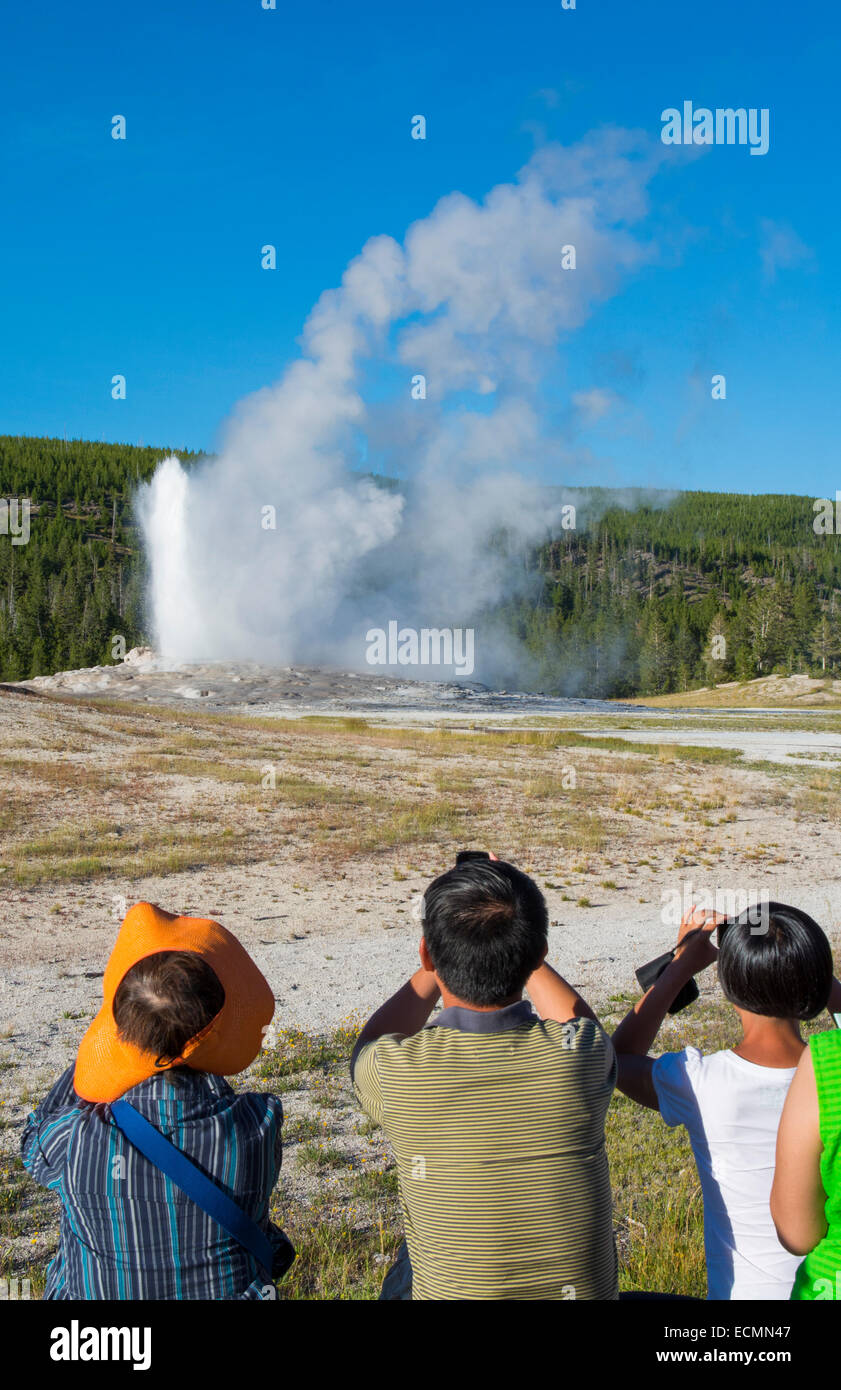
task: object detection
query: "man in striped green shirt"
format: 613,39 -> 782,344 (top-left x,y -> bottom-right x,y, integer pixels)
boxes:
351,853 -> 618,1300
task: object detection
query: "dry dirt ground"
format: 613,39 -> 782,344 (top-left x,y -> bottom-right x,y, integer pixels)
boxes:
3,675 -> 841,1066
3,672 -> 841,1290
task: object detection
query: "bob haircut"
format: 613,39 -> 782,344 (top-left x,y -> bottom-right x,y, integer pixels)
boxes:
717,902 -> 833,1021
421,858 -> 548,1007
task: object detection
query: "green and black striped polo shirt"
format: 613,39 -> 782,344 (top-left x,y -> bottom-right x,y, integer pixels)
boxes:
352,1001 -> 618,1300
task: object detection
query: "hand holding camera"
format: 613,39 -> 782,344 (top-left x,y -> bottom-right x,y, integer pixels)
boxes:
635,905 -> 726,1015
674,907 -> 726,974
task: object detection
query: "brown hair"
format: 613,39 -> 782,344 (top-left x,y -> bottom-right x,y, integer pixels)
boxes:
112,950 -> 225,1065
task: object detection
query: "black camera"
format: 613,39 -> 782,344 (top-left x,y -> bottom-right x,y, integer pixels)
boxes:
634,953 -> 700,1014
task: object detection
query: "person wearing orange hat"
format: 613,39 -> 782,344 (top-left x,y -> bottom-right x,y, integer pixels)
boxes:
20,902 -> 294,1300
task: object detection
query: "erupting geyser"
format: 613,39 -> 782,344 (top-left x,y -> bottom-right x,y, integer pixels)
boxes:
138,456 -> 206,662
138,130 -> 671,681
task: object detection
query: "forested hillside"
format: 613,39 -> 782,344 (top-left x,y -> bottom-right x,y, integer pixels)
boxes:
0,436 -> 202,679
1,435 -> 840,695
506,490 -> 841,696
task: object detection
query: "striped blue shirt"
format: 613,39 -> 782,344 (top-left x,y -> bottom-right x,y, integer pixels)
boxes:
21,1065 -> 286,1300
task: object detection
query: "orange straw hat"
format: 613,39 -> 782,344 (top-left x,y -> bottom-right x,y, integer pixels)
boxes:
74,902 -> 275,1103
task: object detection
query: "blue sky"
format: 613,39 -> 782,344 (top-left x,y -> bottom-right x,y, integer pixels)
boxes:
1,0 -> 838,496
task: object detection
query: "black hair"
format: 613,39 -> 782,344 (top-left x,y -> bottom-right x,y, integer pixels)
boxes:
113,950 -> 225,1064
717,903 -> 833,1020
421,858 -> 548,1006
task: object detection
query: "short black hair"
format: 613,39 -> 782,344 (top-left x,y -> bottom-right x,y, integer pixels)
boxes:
113,950 -> 225,1064
717,903 -> 833,1020
421,858 -> 548,1007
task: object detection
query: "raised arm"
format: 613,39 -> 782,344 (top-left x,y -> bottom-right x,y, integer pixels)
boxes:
611,909 -> 722,1109
613,909 -> 721,1055
350,967 -> 441,1071
526,960 -> 598,1024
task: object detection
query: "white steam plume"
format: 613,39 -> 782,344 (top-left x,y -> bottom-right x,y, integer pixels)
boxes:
138,129 -> 668,682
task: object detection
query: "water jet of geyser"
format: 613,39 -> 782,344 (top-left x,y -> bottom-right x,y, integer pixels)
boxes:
138,456 -> 207,662
138,130 -> 669,682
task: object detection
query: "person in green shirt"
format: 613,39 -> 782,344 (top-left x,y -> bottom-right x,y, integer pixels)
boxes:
772,1022 -> 841,1299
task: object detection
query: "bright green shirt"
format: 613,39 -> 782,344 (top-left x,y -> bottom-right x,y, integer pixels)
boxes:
791,1029 -> 841,1300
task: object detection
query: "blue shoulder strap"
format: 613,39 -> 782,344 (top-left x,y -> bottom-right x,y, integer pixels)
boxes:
111,1097 -> 274,1276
